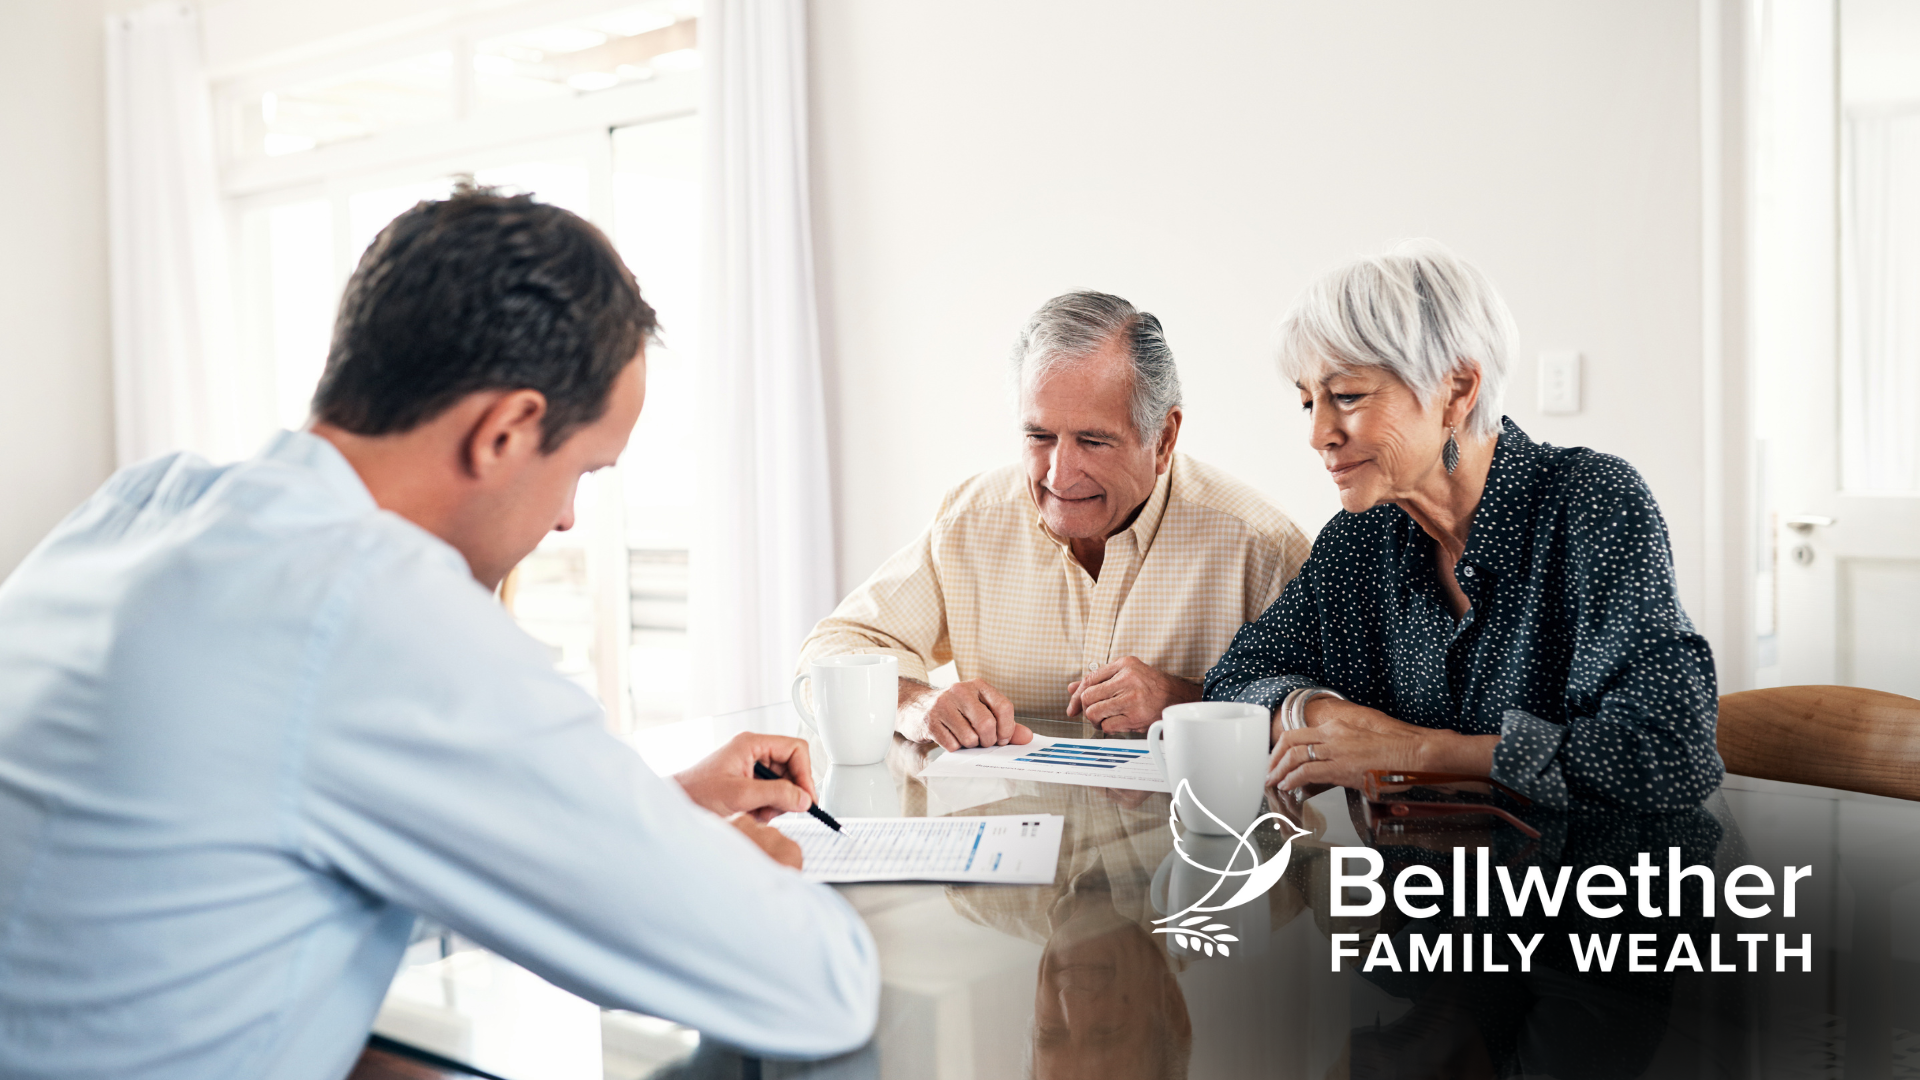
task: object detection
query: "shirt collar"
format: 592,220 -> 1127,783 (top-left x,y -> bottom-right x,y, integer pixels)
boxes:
1458,417 -> 1544,580
1033,458 -> 1176,558
258,429 -> 379,514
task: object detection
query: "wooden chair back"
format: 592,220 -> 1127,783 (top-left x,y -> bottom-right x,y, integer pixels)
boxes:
1717,685 -> 1920,801
349,1045 -> 467,1079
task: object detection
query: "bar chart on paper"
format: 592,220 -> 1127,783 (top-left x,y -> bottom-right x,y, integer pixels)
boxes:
773,815 -> 1064,884
916,734 -> 1170,793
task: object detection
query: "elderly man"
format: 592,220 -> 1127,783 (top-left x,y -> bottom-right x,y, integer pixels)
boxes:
799,291 -> 1311,751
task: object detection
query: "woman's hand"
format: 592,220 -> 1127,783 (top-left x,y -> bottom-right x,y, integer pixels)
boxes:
1267,697 -> 1496,793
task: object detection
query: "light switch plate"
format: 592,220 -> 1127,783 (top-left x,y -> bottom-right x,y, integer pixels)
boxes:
1539,350 -> 1581,414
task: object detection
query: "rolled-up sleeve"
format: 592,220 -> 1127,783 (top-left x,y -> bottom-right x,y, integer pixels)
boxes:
796,525 -> 949,687
1490,710 -> 1573,809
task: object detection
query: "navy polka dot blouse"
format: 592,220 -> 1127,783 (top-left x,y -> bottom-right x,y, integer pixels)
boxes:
1203,418 -> 1724,811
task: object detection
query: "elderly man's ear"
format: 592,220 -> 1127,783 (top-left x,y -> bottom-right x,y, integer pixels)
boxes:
1154,408 -> 1184,472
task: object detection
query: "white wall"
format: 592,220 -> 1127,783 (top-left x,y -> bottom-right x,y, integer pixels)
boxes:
1842,0 -> 1920,104
1,0 -> 1733,663
809,0 -> 1713,635
0,0 -> 116,576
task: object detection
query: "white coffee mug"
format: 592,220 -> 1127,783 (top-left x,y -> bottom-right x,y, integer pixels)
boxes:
1146,701 -> 1270,836
792,654 -> 899,765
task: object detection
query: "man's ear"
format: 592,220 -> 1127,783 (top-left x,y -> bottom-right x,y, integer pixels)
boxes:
1154,408 -> 1183,473
462,389 -> 549,479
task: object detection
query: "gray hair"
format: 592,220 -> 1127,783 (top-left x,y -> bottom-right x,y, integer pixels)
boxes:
1275,239 -> 1514,439
1010,291 -> 1183,443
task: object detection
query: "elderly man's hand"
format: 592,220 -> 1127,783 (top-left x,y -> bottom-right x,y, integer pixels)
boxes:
900,679 -> 1034,751
1066,656 -> 1202,733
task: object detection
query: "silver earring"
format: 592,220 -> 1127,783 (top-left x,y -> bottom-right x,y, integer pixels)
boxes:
1443,427 -> 1460,474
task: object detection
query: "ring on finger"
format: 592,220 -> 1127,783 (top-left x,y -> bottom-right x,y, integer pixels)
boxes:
1306,743 -> 1319,762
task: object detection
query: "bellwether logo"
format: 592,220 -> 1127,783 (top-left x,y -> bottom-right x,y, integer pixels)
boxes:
1151,778 -> 1311,957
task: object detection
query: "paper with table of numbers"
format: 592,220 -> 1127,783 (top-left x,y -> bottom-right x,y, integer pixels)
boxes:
772,814 -> 1064,884
915,733 -> 1171,793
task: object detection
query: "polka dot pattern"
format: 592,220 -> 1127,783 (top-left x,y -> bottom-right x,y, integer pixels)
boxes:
1202,418 -> 1724,811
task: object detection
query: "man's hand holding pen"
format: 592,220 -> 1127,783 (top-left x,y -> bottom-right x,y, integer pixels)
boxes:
675,732 -> 819,870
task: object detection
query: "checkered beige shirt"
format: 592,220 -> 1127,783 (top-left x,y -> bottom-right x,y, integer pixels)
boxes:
798,454 -> 1311,719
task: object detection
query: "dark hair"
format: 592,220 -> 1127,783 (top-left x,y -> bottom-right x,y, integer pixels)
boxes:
311,184 -> 656,451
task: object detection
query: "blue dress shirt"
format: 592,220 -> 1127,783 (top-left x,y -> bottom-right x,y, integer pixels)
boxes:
0,432 -> 878,1080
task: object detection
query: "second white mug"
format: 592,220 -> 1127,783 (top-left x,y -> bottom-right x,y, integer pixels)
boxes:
1146,701 -> 1270,836
792,654 -> 899,765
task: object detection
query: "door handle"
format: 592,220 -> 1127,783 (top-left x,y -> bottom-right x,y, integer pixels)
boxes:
1784,515 -> 1836,533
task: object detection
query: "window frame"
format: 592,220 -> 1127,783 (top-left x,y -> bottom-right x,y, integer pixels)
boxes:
216,7 -> 701,733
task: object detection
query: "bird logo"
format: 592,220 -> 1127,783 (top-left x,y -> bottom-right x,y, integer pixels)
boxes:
1150,778 -> 1311,957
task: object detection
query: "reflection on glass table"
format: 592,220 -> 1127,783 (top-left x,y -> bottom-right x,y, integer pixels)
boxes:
375,926 -> 697,1080
373,702 -> 1920,1080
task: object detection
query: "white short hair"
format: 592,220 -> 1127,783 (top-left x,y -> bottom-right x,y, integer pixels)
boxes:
1276,240 -> 1515,439
1010,291 -> 1182,443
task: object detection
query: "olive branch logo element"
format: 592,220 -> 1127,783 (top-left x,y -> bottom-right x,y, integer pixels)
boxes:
1151,777 -> 1311,958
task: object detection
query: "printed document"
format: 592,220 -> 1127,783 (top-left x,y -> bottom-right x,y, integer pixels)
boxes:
916,733 -> 1170,793
773,814 -> 1064,885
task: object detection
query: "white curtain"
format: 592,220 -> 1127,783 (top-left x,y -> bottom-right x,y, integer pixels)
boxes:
689,0 -> 839,716
1840,111 -> 1920,493
106,2 -> 253,467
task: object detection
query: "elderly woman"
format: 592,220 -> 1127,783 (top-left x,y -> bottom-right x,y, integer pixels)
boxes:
1203,242 -> 1722,811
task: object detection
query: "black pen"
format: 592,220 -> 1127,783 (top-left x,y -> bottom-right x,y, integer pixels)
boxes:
753,761 -> 843,833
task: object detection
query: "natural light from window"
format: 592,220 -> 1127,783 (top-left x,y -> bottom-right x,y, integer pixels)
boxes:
225,1 -> 702,731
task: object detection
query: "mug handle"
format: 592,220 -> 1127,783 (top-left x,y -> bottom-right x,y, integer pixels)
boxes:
1149,850 -> 1174,915
1147,720 -> 1177,826
1146,719 -> 1167,778
791,672 -> 818,736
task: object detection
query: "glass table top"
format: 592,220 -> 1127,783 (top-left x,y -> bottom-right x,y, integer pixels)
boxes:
373,703 -> 1920,1079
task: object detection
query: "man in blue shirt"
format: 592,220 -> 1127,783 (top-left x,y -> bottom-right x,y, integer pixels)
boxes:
0,188 -> 878,1079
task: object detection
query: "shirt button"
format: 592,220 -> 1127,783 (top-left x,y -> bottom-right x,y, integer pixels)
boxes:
1462,565 -> 1476,578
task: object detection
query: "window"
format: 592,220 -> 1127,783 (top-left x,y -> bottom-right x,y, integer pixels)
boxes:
1839,109 -> 1920,494
245,54 -> 455,157
222,2 -> 703,731
221,2 -> 699,164
611,117 -> 701,727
